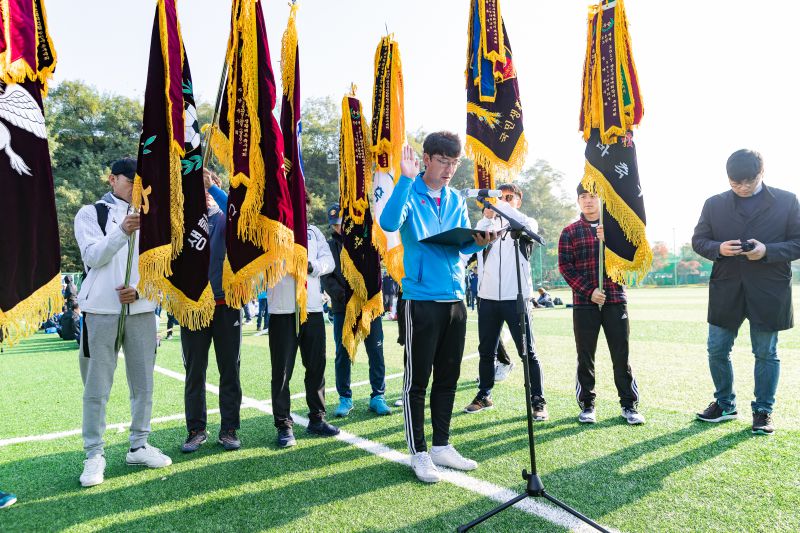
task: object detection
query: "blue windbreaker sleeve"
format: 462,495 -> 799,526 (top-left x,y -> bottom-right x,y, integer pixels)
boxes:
208,185 -> 228,213
380,175 -> 414,232
458,197 -> 484,255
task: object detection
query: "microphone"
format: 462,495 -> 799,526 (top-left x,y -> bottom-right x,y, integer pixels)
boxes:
460,188 -> 503,198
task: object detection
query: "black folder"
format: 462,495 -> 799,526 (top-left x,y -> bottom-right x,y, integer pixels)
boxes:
420,227 -> 483,247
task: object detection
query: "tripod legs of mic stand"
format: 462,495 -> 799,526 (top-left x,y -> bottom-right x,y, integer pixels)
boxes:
457,231 -> 609,533
457,469 -> 611,532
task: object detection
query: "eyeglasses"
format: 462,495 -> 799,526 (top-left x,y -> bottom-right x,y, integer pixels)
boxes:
432,156 -> 460,169
502,194 -> 517,202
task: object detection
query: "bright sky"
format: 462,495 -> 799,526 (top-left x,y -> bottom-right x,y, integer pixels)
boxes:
46,0 -> 799,248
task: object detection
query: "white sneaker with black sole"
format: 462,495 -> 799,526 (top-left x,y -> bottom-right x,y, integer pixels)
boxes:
80,454 -> 106,487
126,444 -> 172,468
621,407 -> 645,425
430,444 -> 478,471
410,451 -> 441,483
578,407 -> 596,424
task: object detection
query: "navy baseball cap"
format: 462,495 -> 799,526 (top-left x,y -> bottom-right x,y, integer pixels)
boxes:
328,204 -> 342,225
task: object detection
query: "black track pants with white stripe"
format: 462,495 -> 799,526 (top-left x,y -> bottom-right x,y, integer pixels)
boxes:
402,300 -> 467,454
573,303 -> 640,409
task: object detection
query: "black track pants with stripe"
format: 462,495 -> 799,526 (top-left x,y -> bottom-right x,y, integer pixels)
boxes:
402,300 -> 467,454
573,303 -> 640,409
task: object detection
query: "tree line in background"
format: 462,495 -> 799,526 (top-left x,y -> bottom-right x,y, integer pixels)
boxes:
47,80 -> 580,275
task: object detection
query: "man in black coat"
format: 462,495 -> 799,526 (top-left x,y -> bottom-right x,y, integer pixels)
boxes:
692,149 -> 800,435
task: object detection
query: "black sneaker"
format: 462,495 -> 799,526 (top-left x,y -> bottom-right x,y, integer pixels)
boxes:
276,427 -> 296,448
531,397 -> 549,421
752,411 -> 774,435
464,394 -> 494,414
306,418 -> 340,437
218,429 -> 241,451
696,401 -> 738,423
181,429 -> 207,453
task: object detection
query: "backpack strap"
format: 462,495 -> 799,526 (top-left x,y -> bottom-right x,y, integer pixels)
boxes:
94,202 -> 109,236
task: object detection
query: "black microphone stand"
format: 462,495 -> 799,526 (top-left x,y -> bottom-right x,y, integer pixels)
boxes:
458,196 -> 609,533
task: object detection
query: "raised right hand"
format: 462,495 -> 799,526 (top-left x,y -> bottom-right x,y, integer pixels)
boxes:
400,144 -> 419,178
120,213 -> 140,235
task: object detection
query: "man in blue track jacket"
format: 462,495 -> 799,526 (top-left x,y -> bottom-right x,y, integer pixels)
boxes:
380,132 -> 496,483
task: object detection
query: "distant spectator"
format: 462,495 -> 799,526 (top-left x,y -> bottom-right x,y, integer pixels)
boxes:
536,287 -> 554,308
58,301 -> 82,342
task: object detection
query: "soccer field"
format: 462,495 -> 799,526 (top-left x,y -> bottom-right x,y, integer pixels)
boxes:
1,287 -> 799,532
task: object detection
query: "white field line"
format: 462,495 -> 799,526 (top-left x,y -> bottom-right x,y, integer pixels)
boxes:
0,329 -> 506,448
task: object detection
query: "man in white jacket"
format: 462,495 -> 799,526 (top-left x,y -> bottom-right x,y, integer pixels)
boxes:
464,183 -> 548,420
268,221 -> 338,448
73,158 -> 171,488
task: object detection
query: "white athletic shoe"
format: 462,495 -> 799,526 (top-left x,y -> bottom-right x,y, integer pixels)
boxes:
621,407 -> 646,425
578,408 -> 597,424
80,454 -> 106,487
430,445 -> 478,471
126,444 -> 172,468
410,452 -> 441,483
494,362 -> 514,382
393,398 -> 404,407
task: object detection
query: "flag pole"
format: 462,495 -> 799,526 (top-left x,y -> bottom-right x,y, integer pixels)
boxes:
598,199 -> 604,311
202,60 -> 230,169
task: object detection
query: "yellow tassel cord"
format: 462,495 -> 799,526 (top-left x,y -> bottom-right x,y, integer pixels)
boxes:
340,248 -> 384,362
339,95 -> 373,226
582,161 -> 652,285
371,219 -> 404,284
0,0 -> 57,95
0,274 -> 62,348
581,0 -> 642,145
279,3 -> 308,324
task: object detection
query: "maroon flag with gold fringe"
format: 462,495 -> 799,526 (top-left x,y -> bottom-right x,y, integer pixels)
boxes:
465,0 -> 527,192
0,0 -> 61,347
133,0 -> 214,330
211,0 -> 294,308
340,93 -> 382,360
579,0 -> 651,283
279,2 -> 308,323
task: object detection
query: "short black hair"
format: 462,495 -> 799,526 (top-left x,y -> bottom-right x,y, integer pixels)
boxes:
499,183 -> 522,198
726,149 -> 764,182
110,158 -> 137,180
423,131 -> 461,158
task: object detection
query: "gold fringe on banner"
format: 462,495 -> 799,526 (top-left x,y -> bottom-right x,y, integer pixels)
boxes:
280,2 -> 307,324
466,132 -> 527,185
0,0 -> 58,95
339,95 -> 372,226
140,278 -> 214,331
370,36 -> 406,284
340,249 -> 384,362
582,161 -> 652,284
0,275 -> 61,347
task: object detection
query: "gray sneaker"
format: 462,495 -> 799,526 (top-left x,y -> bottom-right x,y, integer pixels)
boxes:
578,407 -> 596,424
181,430 -> 207,453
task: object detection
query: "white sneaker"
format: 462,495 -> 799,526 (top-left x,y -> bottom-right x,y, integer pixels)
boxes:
430,445 -> 478,471
80,454 -> 106,487
494,362 -> 514,382
578,408 -> 597,424
393,398 -> 404,407
126,444 -> 172,468
410,451 -> 441,483
621,407 -> 646,425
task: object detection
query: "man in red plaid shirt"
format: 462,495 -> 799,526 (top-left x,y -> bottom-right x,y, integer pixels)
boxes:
558,184 -> 645,425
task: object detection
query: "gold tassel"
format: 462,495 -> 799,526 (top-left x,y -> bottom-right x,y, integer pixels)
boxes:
466,132 -> 527,184
582,160 -> 652,284
0,275 -> 62,347
139,278 -> 215,331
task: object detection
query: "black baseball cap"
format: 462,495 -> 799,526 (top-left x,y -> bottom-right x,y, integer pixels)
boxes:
110,158 -> 136,180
